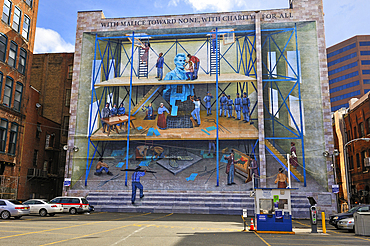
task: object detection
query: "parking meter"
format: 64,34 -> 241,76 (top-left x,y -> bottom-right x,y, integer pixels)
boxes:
307,197 -> 318,233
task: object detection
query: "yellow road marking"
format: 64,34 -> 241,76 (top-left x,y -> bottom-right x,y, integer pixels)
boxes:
292,220 -> 310,227
253,231 -> 271,246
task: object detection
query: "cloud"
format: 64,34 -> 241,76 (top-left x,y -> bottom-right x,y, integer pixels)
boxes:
184,0 -> 287,12
34,27 -> 75,53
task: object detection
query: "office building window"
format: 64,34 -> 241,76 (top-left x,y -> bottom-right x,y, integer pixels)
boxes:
22,15 -> 30,40
327,43 -> 356,58
63,116 -> 70,136
32,150 -> 38,167
65,89 -> 71,106
329,71 -> 359,85
8,123 -> 18,155
0,33 -> 7,62
328,61 -> 357,76
8,41 -> 17,68
360,41 -> 370,46
365,89 -> 370,94
12,6 -> 21,32
331,103 -> 349,112
364,79 -> 370,84
3,76 -> 13,107
363,70 -> 370,74
24,0 -> 32,7
13,82 -> 23,111
328,52 -> 356,67
18,48 -> 26,73
68,65 -> 73,79
361,51 -> 370,56
330,90 -> 361,103
330,81 -> 359,94
0,119 -> 8,152
361,60 -> 370,65
2,0 -> 12,25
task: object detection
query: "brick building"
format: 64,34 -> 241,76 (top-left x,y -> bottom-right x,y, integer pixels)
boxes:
0,0 -> 39,198
327,35 -> 370,112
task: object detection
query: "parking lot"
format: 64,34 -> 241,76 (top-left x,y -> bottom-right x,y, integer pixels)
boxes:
0,212 -> 370,246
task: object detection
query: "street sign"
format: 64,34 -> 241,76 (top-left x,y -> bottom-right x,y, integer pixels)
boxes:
243,209 -> 248,218
64,178 -> 71,187
332,184 -> 339,194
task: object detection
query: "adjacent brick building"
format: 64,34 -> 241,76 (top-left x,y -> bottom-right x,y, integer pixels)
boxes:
327,35 -> 370,112
0,0 -> 39,198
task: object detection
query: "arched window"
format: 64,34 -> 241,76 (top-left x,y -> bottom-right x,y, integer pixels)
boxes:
18,48 -> 27,74
14,82 -> 23,111
0,118 -> 8,152
0,33 -> 7,62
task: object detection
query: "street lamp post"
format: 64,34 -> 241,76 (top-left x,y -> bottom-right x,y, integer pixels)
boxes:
343,138 -> 370,209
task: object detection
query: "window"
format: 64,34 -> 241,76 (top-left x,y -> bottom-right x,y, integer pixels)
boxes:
3,76 -> 13,107
267,52 -> 277,78
8,123 -> 17,155
365,89 -> 370,94
364,79 -> 370,84
361,51 -> 370,56
330,81 -> 359,94
8,41 -> 17,68
0,119 -> 8,152
363,70 -> 370,75
0,33 -> 7,62
289,95 -> 305,134
367,118 -> 370,135
330,90 -> 361,103
24,0 -> 32,7
361,151 -> 367,170
12,6 -> 21,32
328,52 -> 357,67
328,61 -> 358,76
13,82 -> 23,111
32,149 -> 38,167
2,0 -> 12,25
68,65 -> 73,79
354,126 -> 357,139
361,60 -> 370,65
349,155 -> 354,170
18,48 -> 26,74
329,71 -> 359,85
0,72 -> 2,98
36,123 -> 41,138
62,116 -> 69,136
22,15 -> 30,40
286,51 -> 301,82
360,42 -> 370,46
269,88 -> 279,118
359,122 -> 364,137
327,43 -> 356,58
65,89 -> 71,107
347,130 -> 351,142
356,153 -> 361,169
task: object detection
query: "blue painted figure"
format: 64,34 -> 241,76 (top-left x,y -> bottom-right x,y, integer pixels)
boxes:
208,140 -> 216,156
227,95 -> 234,118
144,103 -> 153,119
191,97 -> 201,126
163,53 -> 194,116
110,104 -> 118,116
242,92 -> 251,122
101,103 -> 110,133
220,93 -> 227,117
225,150 -> 239,185
155,53 -> 164,80
117,103 -> 126,129
234,93 -> 242,120
131,166 -> 146,204
203,92 -> 213,116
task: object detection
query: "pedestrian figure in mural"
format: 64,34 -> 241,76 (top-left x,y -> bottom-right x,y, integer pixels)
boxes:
227,95 -> 234,118
143,103 -> 153,119
101,103 -> 110,133
203,92 -> 213,116
220,93 -> 227,117
155,52 -> 164,81
225,150 -> 240,185
157,103 -> 170,130
94,158 -> 113,176
187,54 -> 200,80
290,142 -> 298,169
208,140 -> 216,156
140,42 -> 150,66
234,93 -> 242,120
275,168 -> 288,188
131,166 -> 146,204
242,92 -> 250,123
191,96 -> 201,126
248,157 -> 259,188
211,29 -> 217,54
110,104 -> 118,116
117,103 -> 126,130
185,61 -> 194,80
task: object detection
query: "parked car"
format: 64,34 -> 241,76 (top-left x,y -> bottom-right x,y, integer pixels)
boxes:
89,204 -> 94,212
49,196 -> 90,214
0,199 -> 30,219
329,204 -> 370,228
23,199 -> 63,217
337,217 -> 355,232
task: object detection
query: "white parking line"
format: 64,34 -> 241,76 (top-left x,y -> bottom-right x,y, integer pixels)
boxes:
110,226 -> 147,245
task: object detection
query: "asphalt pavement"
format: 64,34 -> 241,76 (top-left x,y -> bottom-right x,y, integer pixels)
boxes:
0,212 -> 369,246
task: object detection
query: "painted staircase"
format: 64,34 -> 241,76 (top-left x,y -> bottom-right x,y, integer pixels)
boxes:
264,140 -> 304,182
138,46 -> 149,78
210,40 -> 220,75
131,86 -> 162,116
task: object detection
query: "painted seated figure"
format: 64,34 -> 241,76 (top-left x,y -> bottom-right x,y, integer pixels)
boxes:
163,53 -> 194,116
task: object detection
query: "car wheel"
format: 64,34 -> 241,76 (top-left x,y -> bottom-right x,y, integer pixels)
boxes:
1,211 -> 11,220
14,216 -> 22,219
49,213 -> 55,217
39,209 -> 47,217
69,208 -> 77,215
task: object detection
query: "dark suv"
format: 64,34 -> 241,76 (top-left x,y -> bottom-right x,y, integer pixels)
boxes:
329,204 -> 370,228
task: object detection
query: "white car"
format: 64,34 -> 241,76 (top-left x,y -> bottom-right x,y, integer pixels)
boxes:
49,197 -> 90,214
337,217 -> 355,232
23,199 -> 63,217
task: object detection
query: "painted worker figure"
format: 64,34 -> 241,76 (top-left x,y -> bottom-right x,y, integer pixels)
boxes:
136,145 -> 150,159
234,93 -> 242,120
225,150 -> 240,185
157,103 -> 170,129
94,158 -> 113,176
220,93 -> 227,117
227,95 -> 234,118
140,42 -> 150,66
185,61 -> 194,80
248,157 -> 259,188
110,104 -> 118,116
208,140 -> 216,156
117,103 -> 126,130
211,29 -> 217,53
101,103 -> 110,133
187,54 -> 200,80
242,92 -> 250,123
275,168 -> 289,188
203,92 -> 214,116
131,166 -> 146,204
144,103 -> 153,119
155,52 -> 164,81
290,142 -> 299,169
191,96 -> 201,126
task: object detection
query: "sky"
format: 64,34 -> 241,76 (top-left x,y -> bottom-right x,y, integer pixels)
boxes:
34,0 -> 370,53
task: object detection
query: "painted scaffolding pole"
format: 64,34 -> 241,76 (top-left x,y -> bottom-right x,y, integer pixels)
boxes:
295,23 -> 306,187
125,32 -> 135,186
216,27 -> 219,186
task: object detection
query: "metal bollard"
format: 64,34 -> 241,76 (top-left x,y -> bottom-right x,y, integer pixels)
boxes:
322,212 -> 326,234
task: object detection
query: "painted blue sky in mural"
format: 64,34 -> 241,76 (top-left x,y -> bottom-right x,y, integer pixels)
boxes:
35,0 -> 370,53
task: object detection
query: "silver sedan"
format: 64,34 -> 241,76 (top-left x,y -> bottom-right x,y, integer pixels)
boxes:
0,199 -> 30,219
23,199 -> 63,217
337,217 -> 355,232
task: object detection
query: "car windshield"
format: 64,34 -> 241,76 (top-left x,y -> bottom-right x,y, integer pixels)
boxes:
347,207 -> 359,213
8,200 -> 23,205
